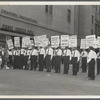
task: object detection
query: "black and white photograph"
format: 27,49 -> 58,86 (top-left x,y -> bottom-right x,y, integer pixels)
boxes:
0,2 -> 100,97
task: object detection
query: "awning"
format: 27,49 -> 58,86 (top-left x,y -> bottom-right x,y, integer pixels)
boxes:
0,30 -> 28,37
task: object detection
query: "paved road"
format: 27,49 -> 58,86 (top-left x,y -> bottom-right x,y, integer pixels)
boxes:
0,65 -> 100,95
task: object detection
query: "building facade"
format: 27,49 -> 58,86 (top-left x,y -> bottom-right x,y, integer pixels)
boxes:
0,5 -> 97,48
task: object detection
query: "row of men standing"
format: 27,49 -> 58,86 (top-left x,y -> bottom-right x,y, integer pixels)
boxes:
8,45 -> 100,80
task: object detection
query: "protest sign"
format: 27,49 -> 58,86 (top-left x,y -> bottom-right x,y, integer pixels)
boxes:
22,37 -> 27,47
61,35 -> 69,47
80,39 -> 86,49
69,35 -> 77,47
34,35 -> 47,47
51,36 -> 59,48
96,36 -> 100,48
7,39 -> 14,50
14,37 -> 20,47
86,35 -> 96,48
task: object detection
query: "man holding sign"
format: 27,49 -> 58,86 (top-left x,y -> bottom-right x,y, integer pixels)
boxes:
80,39 -> 88,73
63,46 -> 71,74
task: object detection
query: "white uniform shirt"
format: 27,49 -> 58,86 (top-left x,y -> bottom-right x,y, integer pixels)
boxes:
26,50 -> 31,56
46,47 -> 53,59
16,50 -> 20,56
72,50 -> 80,62
81,51 -> 88,57
12,50 -> 16,56
97,52 -> 100,59
23,50 -> 27,56
63,49 -> 72,60
8,50 -> 12,56
56,49 -> 62,56
20,49 -> 25,55
31,49 -> 38,56
87,50 -> 97,63
39,48 -> 46,58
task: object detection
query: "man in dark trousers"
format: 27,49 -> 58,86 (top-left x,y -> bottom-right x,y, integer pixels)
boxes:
63,46 -> 71,74
87,47 -> 97,80
16,48 -> 20,69
81,49 -> 88,73
72,47 -> 80,75
13,48 -> 17,69
20,48 -> 25,69
30,46 -> 38,71
55,47 -> 62,73
38,47 -> 45,71
45,45 -> 53,72
97,48 -> 100,75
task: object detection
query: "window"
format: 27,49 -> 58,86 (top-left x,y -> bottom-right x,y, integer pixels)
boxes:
67,9 -> 71,23
91,29 -> 93,35
49,5 -> 53,15
45,5 -> 53,15
92,16 -> 94,24
45,5 -> 49,13
99,6 -> 100,13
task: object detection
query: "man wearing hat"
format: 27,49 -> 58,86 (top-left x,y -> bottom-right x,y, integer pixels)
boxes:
20,47 -> 25,69
45,44 -> 53,72
87,47 -> 97,80
81,49 -> 88,73
55,46 -> 62,73
97,48 -> 100,75
63,46 -> 71,74
30,46 -> 38,71
38,46 -> 45,71
72,47 -> 80,75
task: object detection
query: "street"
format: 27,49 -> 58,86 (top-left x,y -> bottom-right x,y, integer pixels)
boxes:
0,65 -> 100,95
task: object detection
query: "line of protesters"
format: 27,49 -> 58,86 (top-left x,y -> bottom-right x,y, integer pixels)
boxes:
0,45 -> 100,80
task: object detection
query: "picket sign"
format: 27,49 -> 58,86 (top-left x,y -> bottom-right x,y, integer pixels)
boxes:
14,37 -> 20,47
69,35 -> 77,48
34,35 -> 48,47
86,35 -> 96,48
80,39 -> 86,49
61,35 -> 69,47
96,36 -> 100,48
51,35 -> 59,48
7,39 -> 14,50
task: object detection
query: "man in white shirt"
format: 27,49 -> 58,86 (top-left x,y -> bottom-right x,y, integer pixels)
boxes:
72,47 -> 80,75
12,48 -> 18,69
20,48 -> 25,69
45,45 -> 53,72
23,48 -> 27,70
81,49 -> 88,73
38,46 -> 45,71
87,47 -> 97,80
97,48 -> 100,75
16,48 -> 21,69
55,47 -> 62,73
63,46 -> 71,74
8,49 -> 13,67
30,46 -> 38,71
25,48 -> 31,70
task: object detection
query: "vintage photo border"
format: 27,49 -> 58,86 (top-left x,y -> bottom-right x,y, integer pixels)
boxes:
0,1 -> 100,99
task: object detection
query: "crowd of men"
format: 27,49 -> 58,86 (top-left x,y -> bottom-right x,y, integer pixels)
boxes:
0,45 -> 99,80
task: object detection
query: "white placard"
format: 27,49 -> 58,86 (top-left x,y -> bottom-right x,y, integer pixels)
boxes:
34,35 -> 47,47
26,36 -> 31,47
22,37 -> 27,47
80,39 -> 86,49
96,36 -> 100,48
61,35 -> 69,47
69,35 -> 77,47
14,37 -> 20,47
86,35 -> 96,48
7,39 -> 14,50
51,36 -> 59,48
